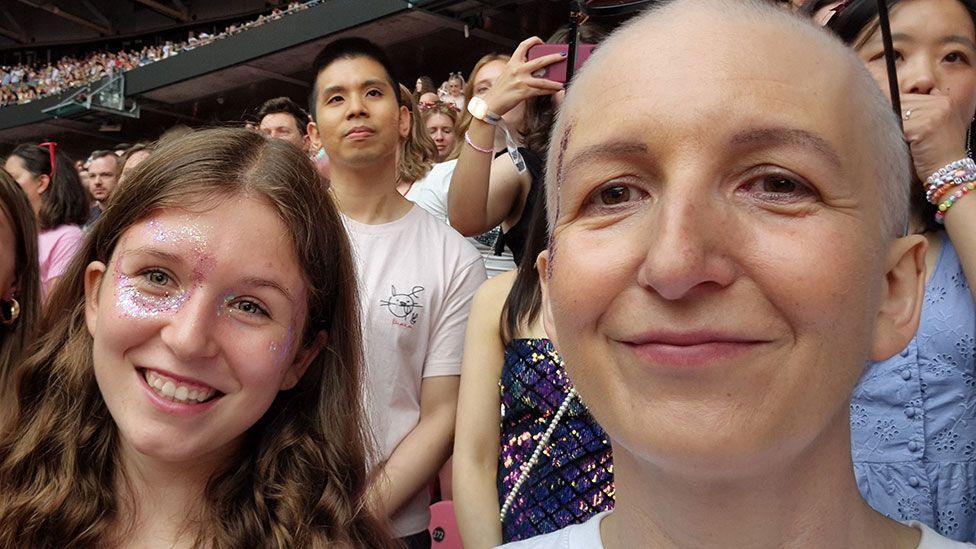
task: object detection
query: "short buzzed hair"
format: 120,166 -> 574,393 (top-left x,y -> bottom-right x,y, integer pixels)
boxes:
547,0 -> 911,238
307,37 -> 402,120
256,96 -> 310,136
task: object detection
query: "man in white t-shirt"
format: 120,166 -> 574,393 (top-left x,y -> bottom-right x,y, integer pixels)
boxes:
307,38 -> 485,548
505,1 -> 974,548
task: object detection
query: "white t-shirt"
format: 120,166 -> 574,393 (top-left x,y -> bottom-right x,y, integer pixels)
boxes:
498,511 -> 976,549
343,205 -> 486,537
405,159 -> 517,278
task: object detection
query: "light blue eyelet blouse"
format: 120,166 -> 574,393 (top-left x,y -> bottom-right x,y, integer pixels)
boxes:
852,232 -> 976,543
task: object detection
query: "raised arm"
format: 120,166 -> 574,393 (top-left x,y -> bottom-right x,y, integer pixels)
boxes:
448,37 -> 563,236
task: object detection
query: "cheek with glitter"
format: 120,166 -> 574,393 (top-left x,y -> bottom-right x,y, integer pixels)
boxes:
269,325 -> 296,368
115,271 -> 189,320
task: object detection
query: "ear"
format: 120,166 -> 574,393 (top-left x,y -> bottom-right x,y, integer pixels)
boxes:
36,174 -> 51,195
870,234 -> 927,361
280,331 -> 329,390
84,261 -> 108,337
307,120 -> 320,144
398,105 -> 411,139
535,249 -> 558,348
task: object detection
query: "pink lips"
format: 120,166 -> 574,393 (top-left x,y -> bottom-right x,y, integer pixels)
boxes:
345,126 -> 374,140
619,331 -> 768,368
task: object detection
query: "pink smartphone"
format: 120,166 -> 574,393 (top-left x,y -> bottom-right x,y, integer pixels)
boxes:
526,43 -> 596,84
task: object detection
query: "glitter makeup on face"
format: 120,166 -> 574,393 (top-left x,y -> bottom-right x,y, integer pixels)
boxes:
216,292 -> 236,317
269,325 -> 296,367
115,270 -> 190,320
147,218 -> 215,283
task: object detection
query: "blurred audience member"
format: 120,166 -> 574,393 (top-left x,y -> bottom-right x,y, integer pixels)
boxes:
257,96 -> 311,153
4,143 -> 87,299
423,103 -> 460,162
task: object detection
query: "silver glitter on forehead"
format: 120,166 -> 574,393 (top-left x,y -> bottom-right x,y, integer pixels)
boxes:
115,271 -> 190,320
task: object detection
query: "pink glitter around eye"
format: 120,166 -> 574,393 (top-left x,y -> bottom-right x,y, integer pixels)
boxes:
115,270 -> 189,320
269,326 -> 296,367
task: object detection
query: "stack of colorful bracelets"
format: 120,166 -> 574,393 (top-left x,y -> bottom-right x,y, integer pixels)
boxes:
926,158 -> 976,224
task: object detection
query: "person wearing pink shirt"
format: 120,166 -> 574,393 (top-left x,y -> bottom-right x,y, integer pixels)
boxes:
4,143 -> 88,299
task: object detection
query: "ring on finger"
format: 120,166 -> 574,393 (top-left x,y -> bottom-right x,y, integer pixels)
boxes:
904,108 -> 914,120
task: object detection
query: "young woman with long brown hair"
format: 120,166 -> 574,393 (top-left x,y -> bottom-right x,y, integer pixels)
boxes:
0,170 -> 40,392
0,127 -> 397,548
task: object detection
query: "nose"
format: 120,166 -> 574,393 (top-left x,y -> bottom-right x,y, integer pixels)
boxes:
160,292 -> 220,363
636,188 -> 737,301
900,55 -> 937,95
345,94 -> 367,119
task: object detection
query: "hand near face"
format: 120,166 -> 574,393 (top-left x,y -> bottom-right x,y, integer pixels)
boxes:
901,91 -> 971,181
482,37 -> 565,116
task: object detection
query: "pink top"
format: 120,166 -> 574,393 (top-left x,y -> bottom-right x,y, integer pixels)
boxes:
38,224 -> 84,299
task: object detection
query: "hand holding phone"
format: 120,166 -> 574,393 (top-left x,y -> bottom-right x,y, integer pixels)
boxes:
526,43 -> 596,84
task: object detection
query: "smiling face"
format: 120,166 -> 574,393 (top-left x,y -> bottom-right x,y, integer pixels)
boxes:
540,7 -> 917,476
856,0 -> 976,120
310,56 -> 409,170
84,195 -> 312,466
426,112 -> 456,161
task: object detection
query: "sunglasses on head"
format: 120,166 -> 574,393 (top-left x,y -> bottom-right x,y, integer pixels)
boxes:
38,141 -> 56,180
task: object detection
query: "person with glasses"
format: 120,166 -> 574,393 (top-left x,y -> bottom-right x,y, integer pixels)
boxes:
4,143 -> 87,300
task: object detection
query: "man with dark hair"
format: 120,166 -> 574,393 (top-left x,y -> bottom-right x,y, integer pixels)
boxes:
84,149 -> 119,229
256,96 -> 310,153
307,37 -> 485,548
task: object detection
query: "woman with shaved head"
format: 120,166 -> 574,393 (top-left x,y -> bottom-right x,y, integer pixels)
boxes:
500,0 -> 970,547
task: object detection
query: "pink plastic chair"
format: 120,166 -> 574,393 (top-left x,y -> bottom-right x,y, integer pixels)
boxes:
428,500 -> 463,549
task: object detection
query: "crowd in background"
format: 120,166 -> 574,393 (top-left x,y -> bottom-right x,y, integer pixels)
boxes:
0,0 -> 975,547
0,0 -> 318,107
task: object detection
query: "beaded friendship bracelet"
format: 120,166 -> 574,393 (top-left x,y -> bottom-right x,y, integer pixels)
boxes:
926,158 -> 976,205
464,131 -> 493,155
935,182 -> 976,224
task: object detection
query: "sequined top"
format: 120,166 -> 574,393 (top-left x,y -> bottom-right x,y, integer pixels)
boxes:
498,338 -> 614,542
852,233 -> 976,542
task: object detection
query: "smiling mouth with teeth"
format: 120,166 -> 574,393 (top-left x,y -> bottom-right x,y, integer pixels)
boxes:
142,369 -> 220,404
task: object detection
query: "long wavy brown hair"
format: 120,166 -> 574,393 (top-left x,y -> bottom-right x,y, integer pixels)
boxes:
398,85 -> 438,184
0,170 -> 40,393
0,127 -> 398,548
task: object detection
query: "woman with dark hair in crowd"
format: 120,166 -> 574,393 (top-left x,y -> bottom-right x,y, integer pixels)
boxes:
453,195 -> 613,547
0,128 -> 396,548
0,170 -> 40,393
447,25 -> 605,265
811,0 -> 976,541
4,143 -> 88,299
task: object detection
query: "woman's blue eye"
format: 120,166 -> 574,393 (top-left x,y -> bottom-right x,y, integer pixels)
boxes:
146,270 -> 170,286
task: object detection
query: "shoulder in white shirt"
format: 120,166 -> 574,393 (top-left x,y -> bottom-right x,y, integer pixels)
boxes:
496,512 -> 976,549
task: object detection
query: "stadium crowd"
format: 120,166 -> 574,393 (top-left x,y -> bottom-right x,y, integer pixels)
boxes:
0,0 -> 318,107
0,0 -> 975,547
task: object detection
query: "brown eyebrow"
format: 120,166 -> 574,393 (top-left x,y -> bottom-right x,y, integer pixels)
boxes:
889,33 -> 976,52
239,276 -> 295,304
562,140 -> 650,178
121,247 -> 185,265
941,35 -> 976,52
729,127 -> 843,170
